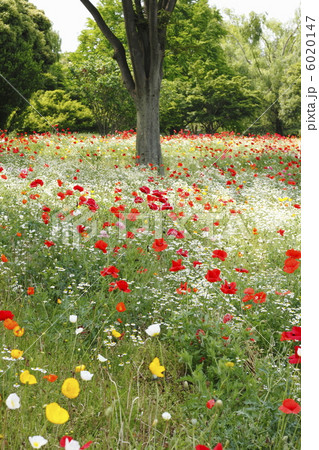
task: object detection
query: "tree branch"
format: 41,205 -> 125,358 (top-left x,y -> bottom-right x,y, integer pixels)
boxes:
79,0 -> 136,96
228,32 -> 252,65
282,26 -> 298,56
122,0 -> 145,89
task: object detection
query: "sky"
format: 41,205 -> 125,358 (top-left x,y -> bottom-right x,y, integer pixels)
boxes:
30,0 -> 301,53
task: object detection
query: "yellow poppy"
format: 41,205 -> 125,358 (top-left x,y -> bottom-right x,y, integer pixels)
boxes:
149,357 -> 165,378
13,326 -> 25,337
45,402 -> 69,424
61,378 -> 80,399
112,330 -> 121,338
11,349 -> 23,359
20,370 -> 37,385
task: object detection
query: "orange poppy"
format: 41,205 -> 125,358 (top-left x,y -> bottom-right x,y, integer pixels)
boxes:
43,374 -> 58,382
3,318 -> 19,330
116,302 -> 126,312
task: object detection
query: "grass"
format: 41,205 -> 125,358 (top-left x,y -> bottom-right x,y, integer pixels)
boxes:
0,130 -> 300,449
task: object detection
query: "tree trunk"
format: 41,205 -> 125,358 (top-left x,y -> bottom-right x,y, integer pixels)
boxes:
136,86 -> 162,168
275,116 -> 284,136
79,0 -> 177,170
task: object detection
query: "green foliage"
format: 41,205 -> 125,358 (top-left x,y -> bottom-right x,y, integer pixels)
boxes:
164,0 -> 228,80
71,0 -> 260,134
223,10 -> 301,135
186,72 -> 261,133
65,54 -> 136,134
0,0 -> 60,127
10,89 -> 94,132
279,63 -> 301,135
160,79 -> 190,133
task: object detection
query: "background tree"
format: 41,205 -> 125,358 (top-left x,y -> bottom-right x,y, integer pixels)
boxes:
160,0 -> 260,134
79,0 -> 177,168
76,0 -> 260,135
65,54 -> 135,134
223,10 -> 301,135
8,89 -> 95,132
0,0 -> 60,128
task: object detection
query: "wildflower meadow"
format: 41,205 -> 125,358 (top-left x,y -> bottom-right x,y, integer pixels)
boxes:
0,130 -> 301,449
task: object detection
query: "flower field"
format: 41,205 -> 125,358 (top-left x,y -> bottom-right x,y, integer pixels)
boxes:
0,130 -> 301,449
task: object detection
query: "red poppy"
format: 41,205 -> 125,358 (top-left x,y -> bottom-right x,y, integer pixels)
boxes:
176,248 -> 188,257
176,282 -> 191,294
80,442 -> 93,450
30,178 -> 43,188
127,208 -> 140,221
223,314 -> 233,323
77,225 -> 86,234
213,445 -> 223,450
73,185 -> 84,192
275,290 -> 291,296
42,212 -> 50,224
44,240 -> 55,247
94,240 -> 108,253
60,436 -> 73,447
286,249 -> 301,259
167,228 -> 185,239
169,259 -> 186,272
193,261 -> 202,267
27,287 -> 35,295
205,269 -> 221,283
109,280 -> 131,293
100,266 -> 119,278
288,346 -> 301,364
277,229 -> 285,236
140,186 -> 150,194
206,399 -> 215,409
0,310 -> 14,321
84,198 -> 99,212
252,292 -> 267,304
116,302 -> 126,312
212,249 -> 228,261
280,326 -> 301,341
57,192 -> 66,200
283,258 -> 300,273
241,288 -> 255,302
278,398 -> 301,414
195,446 -> 211,450
220,280 -> 237,294
152,238 -> 168,252
235,268 -> 249,273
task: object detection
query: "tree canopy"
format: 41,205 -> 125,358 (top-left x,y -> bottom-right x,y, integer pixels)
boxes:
0,0 -> 60,128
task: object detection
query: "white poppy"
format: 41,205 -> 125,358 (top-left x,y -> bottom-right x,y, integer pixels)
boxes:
80,370 -> 94,381
5,393 -> 21,410
75,327 -> 84,335
145,324 -> 161,337
65,438 -> 81,450
97,354 -> 107,362
162,412 -> 171,421
28,435 -> 48,448
69,315 -> 77,323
